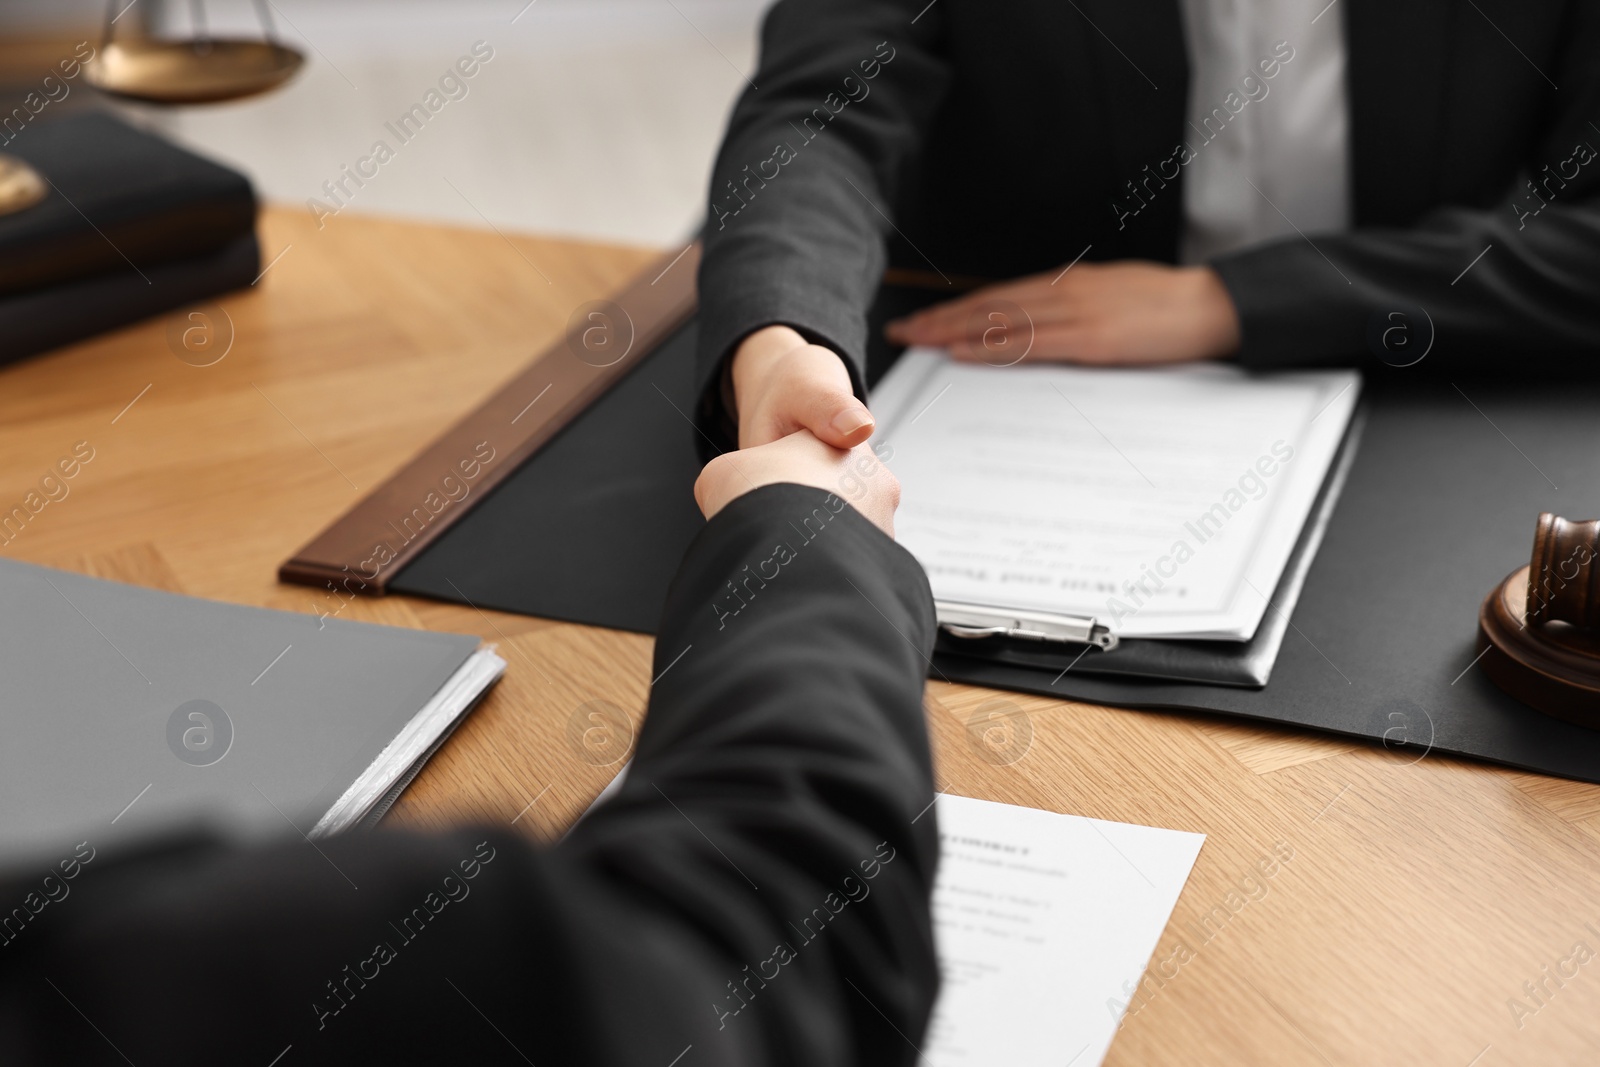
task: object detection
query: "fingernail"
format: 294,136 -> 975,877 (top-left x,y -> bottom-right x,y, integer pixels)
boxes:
831,407 -> 873,437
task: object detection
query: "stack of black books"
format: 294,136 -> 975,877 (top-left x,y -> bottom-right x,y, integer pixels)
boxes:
0,111 -> 259,365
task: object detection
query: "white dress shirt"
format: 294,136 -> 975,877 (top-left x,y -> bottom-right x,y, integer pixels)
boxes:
1176,0 -> 1351,264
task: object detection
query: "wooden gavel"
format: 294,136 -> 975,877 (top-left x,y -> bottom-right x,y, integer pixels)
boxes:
1527,513 -> 1600,628
1480,513 -> 1600,728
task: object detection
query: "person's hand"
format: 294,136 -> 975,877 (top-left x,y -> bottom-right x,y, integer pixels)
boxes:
884,261 -> 1241,365
694,429 -> 900,537
729,325 -> 875,449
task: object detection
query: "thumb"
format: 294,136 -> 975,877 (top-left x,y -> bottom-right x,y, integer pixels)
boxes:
799,380 -> 875,449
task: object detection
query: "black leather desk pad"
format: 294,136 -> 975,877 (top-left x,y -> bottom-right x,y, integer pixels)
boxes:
391,318 -> 1600,783
391,321 -> 708,634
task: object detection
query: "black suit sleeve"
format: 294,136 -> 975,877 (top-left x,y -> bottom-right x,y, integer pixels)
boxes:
0,484 -> 939,1067
1213,2 -> 1600,371
695,0 -> 952,451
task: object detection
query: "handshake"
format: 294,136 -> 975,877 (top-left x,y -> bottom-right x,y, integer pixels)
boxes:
693,324 -> 899,537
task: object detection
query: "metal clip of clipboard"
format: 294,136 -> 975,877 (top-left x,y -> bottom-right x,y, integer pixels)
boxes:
935,600 -> 1120,651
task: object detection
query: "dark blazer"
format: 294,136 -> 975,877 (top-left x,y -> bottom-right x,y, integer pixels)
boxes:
0,486 -> 939,1066
697,0 -> 1600,439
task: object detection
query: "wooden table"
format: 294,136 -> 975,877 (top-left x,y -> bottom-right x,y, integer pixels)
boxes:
5,206 -> 1599,1065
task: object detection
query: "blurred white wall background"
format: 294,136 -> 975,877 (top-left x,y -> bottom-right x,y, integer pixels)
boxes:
4,0 -> 769,247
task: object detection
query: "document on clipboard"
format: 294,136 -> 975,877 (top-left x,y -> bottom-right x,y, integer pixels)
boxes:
868,349 -> 1360,644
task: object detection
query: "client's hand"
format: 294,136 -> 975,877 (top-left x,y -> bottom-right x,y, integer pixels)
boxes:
729,325 -> 876,449
694,429 -> 900,537
885,261 -> 1241,366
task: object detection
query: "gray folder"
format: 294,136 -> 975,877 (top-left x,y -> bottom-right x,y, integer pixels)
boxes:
0,560 -> 498,860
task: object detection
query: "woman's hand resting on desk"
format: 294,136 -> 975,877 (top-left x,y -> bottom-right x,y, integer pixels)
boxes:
695,428 -> 901,537
725,265 -> 1238,459
721,265 -> 1237,497
885,261 -> 1242,365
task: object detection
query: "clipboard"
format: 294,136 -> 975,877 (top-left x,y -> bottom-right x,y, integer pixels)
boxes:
931,404 -> 1365,687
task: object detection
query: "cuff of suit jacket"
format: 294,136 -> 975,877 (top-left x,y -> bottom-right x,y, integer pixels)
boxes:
655,481 -> 935,672
1211,240 -> 1372,369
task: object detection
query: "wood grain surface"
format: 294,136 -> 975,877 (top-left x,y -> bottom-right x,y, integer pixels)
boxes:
4,205 -> 1598,1065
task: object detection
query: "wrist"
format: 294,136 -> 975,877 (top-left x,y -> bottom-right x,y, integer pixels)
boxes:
730,325 -> 809,401
1184,267 -> 1242,359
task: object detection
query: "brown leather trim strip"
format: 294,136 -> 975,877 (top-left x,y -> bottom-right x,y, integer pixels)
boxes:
278,243 -> 701,594
881,266 -> 990,292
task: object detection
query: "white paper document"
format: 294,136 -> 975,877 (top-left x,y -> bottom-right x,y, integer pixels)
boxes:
869,349 -> 1360,640
925,794 -> 1205,1067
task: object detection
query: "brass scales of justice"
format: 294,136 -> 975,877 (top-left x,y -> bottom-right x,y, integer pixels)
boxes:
0,0 -> 305,217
